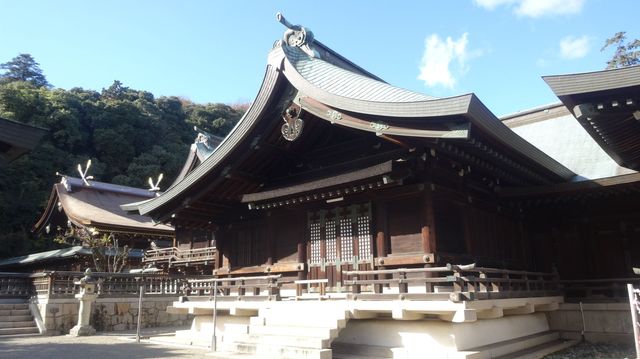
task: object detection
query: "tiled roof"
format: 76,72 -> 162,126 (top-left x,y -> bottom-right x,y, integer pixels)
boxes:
284,46 -> 434,103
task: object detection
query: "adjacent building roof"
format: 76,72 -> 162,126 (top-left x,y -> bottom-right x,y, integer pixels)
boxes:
170,129 -> 224,187
502,103 -> 635,180
543,65 -> 640,171
0,117 -> 47,164
34,176 -> 174,237
0,246 -> 144,268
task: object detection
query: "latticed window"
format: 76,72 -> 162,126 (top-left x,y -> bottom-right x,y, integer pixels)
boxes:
325,220 -> 337,262
308,203 -> 371,264
309,222 -> 322,264
340,218 -> 354,261
357,215 -> 372,260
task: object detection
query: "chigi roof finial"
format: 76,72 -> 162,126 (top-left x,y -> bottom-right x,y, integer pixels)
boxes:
77,159 -> 94,186
276,12 -> 319,58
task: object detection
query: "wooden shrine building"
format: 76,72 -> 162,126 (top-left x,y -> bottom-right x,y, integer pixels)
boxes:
124,16 -> 640,289
0,117 -> 47,165
119,15 -> 640,357
24,176 -> 174,271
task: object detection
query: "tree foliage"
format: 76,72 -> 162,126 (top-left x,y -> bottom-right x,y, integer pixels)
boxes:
601,31 -> 640,69
0,54 -> 247,260
55,227 -> 130,273
0,54 -> 50,88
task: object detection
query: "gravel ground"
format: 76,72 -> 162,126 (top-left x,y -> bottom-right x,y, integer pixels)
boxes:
544,342 -> 636,359
0,333 -> 207,359
0,327 -> 255,359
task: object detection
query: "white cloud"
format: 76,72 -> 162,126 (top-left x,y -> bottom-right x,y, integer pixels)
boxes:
473,0 -> 515,10
418,33 -> 469,88
559,35 -> 590,59
473,0 -> 584,17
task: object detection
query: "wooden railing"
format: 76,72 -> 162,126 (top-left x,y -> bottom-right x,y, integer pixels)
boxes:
3,266 -> 638,302
0,273 -> 33,298
1,271 -> 195,298
343,263 -> 560,302
184,275 -> 282,301
143,246 -> 217,267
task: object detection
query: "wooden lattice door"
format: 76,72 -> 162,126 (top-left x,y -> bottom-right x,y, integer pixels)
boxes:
308,203 -> 373,291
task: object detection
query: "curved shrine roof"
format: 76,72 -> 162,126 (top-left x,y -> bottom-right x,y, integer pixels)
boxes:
34,176 -> 173,236
126,16 -> 577,222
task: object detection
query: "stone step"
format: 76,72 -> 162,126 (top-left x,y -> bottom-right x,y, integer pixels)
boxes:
233,333 -> 330,349
225,341 -> 332,359
0,309 -> 31,316
0,326 -> 39,336
333,354 -> 388,359
258,306 -> 348,319
494,339 -> 579,359
249,324 -> 337,339
332,342 -> 393,359
0,320 -> 36,329
1,315 -> 33,322
459,331 -> 562,359
250,315 -> 347,329
0,303 -> 29,311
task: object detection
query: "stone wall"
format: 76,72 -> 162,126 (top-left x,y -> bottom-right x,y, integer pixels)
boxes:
33,296 -> 191,334
546,302 -> 633,343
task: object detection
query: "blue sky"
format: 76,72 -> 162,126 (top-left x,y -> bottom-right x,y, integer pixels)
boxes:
1,0 -> 638,116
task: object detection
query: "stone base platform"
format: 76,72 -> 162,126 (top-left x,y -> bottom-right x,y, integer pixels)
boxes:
166,296 -> 572,358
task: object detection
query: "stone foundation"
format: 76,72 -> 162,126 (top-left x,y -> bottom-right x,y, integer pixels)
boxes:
546,302 -> 633,343
33,296 -> 191,334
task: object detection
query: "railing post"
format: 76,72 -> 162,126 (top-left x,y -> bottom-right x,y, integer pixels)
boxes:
136,282 -> 144,343
238,279 -> 245,296
352,275 -> 361,294
479,272 -> 488,293
211,279 -> 218,352
47,273 -> 54,297
627,284 -> 640,358
452,273 -> 462,293
398,270 -> 408,294
268,276 -> 280,298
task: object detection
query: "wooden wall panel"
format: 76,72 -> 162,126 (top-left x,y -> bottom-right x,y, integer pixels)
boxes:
388,197 -> 423,254
273,210 -> 306,263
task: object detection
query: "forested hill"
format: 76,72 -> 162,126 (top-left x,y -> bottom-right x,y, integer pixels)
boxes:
0,55 -> 246,259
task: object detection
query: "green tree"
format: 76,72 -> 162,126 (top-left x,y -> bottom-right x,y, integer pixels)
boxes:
0,71 -> 246,261
601,31 -> 640,69
0,54 -> 50,88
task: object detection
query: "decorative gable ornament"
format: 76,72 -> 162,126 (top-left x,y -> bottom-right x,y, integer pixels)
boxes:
276,12 -> 319,58
281,102 -> 304,141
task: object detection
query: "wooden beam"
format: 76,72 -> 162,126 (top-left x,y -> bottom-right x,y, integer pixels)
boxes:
375,254 -> 434,267
298,96 -> 469,139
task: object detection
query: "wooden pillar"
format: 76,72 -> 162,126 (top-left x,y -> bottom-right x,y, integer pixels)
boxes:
213,230 -> 222,271
375,201 -> 389,258
297,212 -> 307,280
297,242 -> 306,280
621,221 -> 632,275
421,188 -> 437,255
463,206 -> 473,257
421,188 -> 437,284
374,201 -> 389,294
266,216 -> 274,266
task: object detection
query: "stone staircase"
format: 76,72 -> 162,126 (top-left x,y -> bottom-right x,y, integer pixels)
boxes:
223,302 -> 349,359
0,300 -> 39,336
